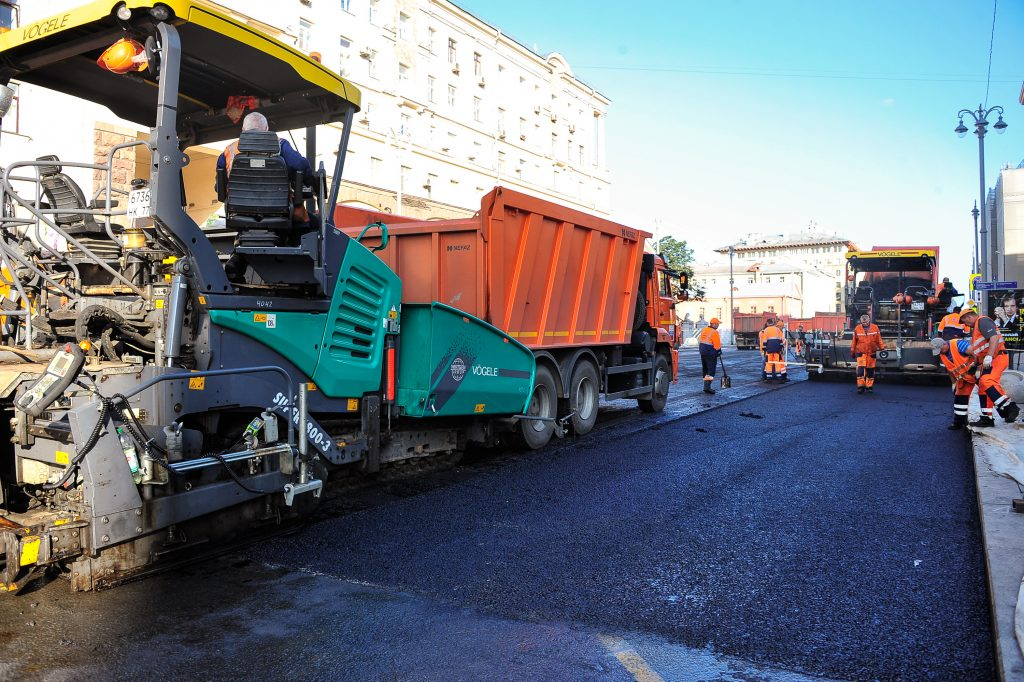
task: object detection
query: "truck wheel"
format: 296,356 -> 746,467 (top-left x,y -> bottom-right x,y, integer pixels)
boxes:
513,365 -> 557,450
568,360 -> 600,436
638,353 -> 670,413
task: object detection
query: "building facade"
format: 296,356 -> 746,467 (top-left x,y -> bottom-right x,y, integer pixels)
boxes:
3,0 -> 611,222
992,162 -> 1024,284
714,232 -> 859,314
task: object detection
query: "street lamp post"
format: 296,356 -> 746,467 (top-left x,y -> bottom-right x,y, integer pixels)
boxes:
971,202 -> 980,277
728,245 -> 735,346
955,105 -> 1008,300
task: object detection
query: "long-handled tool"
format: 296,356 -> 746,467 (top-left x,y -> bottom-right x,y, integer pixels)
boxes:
719,354 -> 732,388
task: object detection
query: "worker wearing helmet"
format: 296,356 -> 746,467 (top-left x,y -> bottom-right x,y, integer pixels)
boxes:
938,306 -> 968,340
851,314 -> 884,394
757,320 -> 770,376
761,319 -> 788,383
698,318 -> 722,394
931,336 -> 979,430
959,309 -> 1020,426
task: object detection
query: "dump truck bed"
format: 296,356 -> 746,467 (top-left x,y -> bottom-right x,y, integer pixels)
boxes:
338,187 -> 651,350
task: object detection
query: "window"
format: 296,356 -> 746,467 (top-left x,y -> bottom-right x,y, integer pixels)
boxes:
519,117 -> 526,139
401,165 -> 411,190
298,19 -> 312,52
497,151 -> 506,174
764,277 -> 771,283
517,158 -> 526,178
473,52 -> 482,76
367,56 -> 376,79
427,76 -> 435,103
427,27 -> 436,52
445,131 -> 456,153
497,107 -> 506,131
716,308 -> 723,318
750,306 -> 757,313
368,0 -> 378,25
699,308 -> 706,319
747,277 -> 754,284
779,276 -> 785,283
767,306 -> 775,313
471,140 -> 482,160
447,85 -> 456,107
473,96 -> 481,122
398,62 -> 409,84
425,173 -> 437,198
370,156 -> 382,183
339,0 -> 351,11
578,145 -> 585,165
448,38 -> 457,63
398,13 -> 410,40
399,113 -> 410,136
338,36 -> 351,76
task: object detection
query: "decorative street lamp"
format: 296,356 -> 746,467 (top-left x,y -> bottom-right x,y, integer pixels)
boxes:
955,105 -> 1007,294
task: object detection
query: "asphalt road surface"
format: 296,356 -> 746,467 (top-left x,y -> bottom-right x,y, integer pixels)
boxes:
0,352 -> 995,681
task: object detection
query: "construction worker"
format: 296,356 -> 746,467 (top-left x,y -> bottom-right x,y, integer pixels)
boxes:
959,309 -> 1020,426
761,318 -> 788,383
757,320 -> 770,378
851,313 -> 884,394
938,306 -> 968,340
931,336 -> 979,430
794,324 -> 807,359
698,318 -> 722,394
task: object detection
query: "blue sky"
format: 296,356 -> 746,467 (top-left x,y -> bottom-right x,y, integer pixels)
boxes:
459,0 -> 1023,289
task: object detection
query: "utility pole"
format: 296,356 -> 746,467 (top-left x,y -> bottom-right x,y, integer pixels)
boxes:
729,245 -> 735,346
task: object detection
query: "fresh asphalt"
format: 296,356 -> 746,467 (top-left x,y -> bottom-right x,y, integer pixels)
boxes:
0,349 -> 995,681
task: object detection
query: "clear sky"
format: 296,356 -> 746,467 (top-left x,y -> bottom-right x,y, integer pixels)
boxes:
459,0 -> 1023,290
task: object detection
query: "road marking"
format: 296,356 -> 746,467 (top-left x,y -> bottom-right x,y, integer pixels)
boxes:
598,634 -> 664,682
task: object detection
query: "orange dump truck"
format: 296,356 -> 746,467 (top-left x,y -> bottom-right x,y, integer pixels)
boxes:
338,186 -> 683,448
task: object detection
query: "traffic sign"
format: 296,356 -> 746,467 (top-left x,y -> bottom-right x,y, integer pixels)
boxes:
973,280 -> 1018,291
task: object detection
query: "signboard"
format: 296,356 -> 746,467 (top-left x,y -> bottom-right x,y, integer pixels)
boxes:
974,280 -> 1018,291
986,288 -> 1024,369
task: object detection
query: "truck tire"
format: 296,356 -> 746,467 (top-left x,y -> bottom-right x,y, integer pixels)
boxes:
638,353 -> 670,413
568,360 -> 600,436
632,292 -> 647,331
512,365 -> 557,450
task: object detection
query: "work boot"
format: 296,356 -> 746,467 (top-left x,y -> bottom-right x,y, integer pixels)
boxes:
948,415 -> 967,430
970,416 -> 996,428
762,375 -> 769,382
857,386 -> 865,394
703,380 -> 715,395
1002,402 -> 1020,424
866,387 -> 873,394
779,375 -> 789,383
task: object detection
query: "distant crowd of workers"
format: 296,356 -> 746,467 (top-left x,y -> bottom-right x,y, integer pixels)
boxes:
697,317 -> 792,395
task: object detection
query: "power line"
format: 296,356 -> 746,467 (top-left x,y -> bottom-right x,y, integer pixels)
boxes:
576,63 -> 1016,84
984,0 -> 998,106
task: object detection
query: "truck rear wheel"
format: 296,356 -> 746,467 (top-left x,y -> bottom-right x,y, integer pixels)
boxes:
568,360 -> 600,436
638,353 -> 670,413
513,365 -> 557,450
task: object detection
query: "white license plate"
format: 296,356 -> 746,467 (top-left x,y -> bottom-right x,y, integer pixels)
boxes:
127,187 -> 151,219
911,301 -> 925,311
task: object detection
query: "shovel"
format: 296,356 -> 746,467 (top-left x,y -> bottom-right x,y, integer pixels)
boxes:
719,354 -> 732,388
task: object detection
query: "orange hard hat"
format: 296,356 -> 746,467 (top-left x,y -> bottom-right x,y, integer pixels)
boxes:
709,317 -> 720,325
96,38 -> 148,75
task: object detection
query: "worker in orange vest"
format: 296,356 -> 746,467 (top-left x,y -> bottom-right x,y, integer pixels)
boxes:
851,313 -> 884,394
938,306 -> 969,340
959,309 -> 1020,426
931,336 -> 980,430
698,318 -> 722,394
761,319 -> 788,383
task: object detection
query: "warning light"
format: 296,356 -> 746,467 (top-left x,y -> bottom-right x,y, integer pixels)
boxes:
96,38 -> 148,75
79,340 -> 92,352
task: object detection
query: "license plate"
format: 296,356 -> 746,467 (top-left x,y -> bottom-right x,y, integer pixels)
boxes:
127,187 -> 151,219
911,301 -> 925,311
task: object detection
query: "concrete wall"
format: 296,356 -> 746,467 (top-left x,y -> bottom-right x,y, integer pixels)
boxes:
997,167 -> 1024,285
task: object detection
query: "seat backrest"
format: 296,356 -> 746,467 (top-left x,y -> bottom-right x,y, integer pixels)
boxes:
36,155 -> 99,231
225,131 -> 290,224
853,285 -> 873,302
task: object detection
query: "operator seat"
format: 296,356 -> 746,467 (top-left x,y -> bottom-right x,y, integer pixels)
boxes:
218,130 -> 303,248
36,155 -> 106,236
852,283 -> 875,319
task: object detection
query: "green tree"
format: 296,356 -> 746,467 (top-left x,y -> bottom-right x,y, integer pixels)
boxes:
657,236 -> 704,300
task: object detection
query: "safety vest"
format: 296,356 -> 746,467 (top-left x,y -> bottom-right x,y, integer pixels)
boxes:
940,339 -> 977,383
970,316 -> 1005,356
762,325 -> 784,353
698,326 -> 721,355
938,312 -> 967,338
223,140 -> 240,174
851,323 -> 884,355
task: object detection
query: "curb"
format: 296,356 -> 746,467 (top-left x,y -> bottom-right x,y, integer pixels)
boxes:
969,422 -> 1024,681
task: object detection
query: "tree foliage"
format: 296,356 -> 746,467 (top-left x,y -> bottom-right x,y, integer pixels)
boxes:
657,236 -> 704,300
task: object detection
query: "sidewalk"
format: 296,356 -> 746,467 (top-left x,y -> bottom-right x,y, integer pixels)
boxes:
968,396 -> 1024,681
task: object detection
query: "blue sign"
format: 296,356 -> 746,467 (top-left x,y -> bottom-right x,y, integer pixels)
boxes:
974,280 -> 1018,290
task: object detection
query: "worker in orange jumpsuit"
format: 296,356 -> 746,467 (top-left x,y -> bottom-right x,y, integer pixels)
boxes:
761,319 -> 788,383
851,313 -> 884,394
931,336 -> 980,430
698,318 -> 722,394
959,309 -> 1020,426
938,306 -> 968,340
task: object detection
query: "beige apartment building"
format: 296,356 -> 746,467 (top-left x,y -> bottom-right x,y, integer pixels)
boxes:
1,0 -> 611,223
